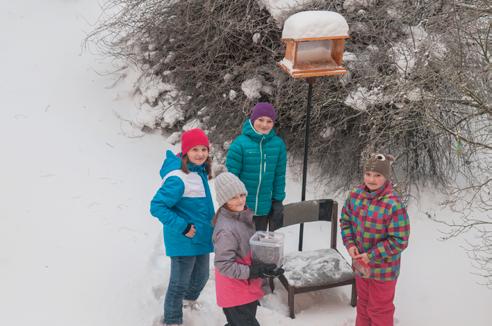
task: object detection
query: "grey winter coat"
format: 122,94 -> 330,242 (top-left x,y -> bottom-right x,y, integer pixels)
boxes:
213,207 -> 264,308
213,207 -> 256,279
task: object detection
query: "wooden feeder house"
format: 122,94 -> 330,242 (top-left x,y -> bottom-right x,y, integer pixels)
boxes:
278,11 -> 349,79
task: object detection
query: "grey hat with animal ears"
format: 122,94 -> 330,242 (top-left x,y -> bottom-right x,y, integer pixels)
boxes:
363,153 -> 395,179
214,171 -> 248,208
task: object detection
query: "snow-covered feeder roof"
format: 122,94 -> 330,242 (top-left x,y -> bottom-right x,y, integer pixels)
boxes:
282,11 -> 349,40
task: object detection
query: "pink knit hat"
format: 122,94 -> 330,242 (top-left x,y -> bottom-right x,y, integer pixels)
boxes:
181,128 -> 209,155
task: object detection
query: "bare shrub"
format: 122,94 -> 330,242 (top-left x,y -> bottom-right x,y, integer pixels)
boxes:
87,1 -> 460,187
422,1 -> 491,287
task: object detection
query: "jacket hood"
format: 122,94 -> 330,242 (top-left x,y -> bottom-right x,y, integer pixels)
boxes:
241,120 -> 276,143
159,150 -> 182,178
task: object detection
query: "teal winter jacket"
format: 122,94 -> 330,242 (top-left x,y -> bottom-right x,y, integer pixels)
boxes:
150,150 -> 215,256
226,120 -> 287,216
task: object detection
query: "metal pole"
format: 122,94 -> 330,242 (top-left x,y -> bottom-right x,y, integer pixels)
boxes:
299,77 -> 315,251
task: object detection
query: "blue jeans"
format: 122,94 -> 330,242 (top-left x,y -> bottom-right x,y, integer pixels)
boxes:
164,254 -> 210,324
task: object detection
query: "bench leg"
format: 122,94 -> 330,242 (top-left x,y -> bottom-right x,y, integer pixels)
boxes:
288,288 -> 295,319
269,277 -> 275,293
350,279 -> 357,307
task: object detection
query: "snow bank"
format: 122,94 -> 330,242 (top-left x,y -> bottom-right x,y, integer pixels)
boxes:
228,89 -> 237,101
134,103 -> 164,129
241,77 -> 272,100
182,118 -> 202,131
256,0 -> 313,26
320,125 -> 335,139
389,25 -> 429,76
344,86 -> 384,111
343,51 -> 357,62
282,11 -> 349,39
109,64 -> 187,135
241,77 -> 263,100
137,74 -> 175,105
343,0 -> 376,13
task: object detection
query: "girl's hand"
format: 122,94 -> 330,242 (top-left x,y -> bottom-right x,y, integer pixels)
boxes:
185,224 -> 196,238
348,246 -> 360,258
354,252 -> 369,264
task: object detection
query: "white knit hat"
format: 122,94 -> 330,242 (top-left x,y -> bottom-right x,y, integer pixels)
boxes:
214,172 -> 248,207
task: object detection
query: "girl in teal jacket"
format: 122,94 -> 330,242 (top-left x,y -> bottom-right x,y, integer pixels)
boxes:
226,102 -> 287,231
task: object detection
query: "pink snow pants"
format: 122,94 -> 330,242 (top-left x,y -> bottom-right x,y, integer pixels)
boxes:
355,276 -> 397,326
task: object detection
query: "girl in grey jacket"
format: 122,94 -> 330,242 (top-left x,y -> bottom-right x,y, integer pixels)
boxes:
213,172 -> 277,325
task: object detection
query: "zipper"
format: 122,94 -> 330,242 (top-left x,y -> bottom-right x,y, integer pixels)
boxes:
360,198 -> 368,252
255,137 -> 264,214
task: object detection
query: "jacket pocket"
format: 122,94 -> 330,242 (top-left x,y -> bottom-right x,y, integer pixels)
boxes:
191,223 -> 214,246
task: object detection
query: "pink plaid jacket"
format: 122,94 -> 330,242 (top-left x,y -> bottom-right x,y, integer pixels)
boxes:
340,181 -> 410,280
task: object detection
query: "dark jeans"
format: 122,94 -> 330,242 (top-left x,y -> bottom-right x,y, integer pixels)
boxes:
253,215 -> 269,231
164,254 -> 210,324
223,300 -> 260,326
253,201 -> 283,232
253,214 -> 281,232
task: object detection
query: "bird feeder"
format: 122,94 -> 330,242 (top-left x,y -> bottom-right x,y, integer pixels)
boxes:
276,11 -> 350,252
277,11 -> 349,78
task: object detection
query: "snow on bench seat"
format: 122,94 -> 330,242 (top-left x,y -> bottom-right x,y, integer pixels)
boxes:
282,248 -> 354,288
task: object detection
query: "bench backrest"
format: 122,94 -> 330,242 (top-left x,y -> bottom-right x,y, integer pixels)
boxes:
283,199 -> 339,250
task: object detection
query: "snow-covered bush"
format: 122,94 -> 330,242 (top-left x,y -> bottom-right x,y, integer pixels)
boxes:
87,0 -> 490,189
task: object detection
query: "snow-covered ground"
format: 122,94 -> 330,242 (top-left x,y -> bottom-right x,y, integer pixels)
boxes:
1,1 -> 491,326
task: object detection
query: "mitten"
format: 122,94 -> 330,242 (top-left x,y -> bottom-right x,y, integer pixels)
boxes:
269,200 -> 284,231
263,266 -> 285,278
249,262 -> 277,279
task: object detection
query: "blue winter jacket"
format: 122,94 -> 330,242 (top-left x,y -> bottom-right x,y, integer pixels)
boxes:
226,120 -> 287,216
150,150 -> 215,256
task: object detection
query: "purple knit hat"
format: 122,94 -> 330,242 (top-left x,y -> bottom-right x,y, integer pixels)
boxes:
250,102 -> 277,124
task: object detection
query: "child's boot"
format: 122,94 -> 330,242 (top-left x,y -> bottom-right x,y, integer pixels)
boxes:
183,299 -> 202,311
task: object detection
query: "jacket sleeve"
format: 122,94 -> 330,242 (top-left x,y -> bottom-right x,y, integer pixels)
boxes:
214,230 -> 250,280
150,176 -> 189,235
367,202 -> 410,261
340,195 -> 357,250
272,139 -> 287,201
225,139 -> 243,176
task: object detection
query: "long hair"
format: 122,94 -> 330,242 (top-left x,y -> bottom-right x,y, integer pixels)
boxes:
212,206 -> 224,226
180,155 -> 212,180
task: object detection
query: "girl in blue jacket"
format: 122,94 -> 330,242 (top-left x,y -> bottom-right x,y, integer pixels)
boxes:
226,102 -> 287,231
150,128 -> 214,326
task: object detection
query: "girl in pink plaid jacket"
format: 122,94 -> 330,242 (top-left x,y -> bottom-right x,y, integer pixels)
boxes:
340,153 -> 410,326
